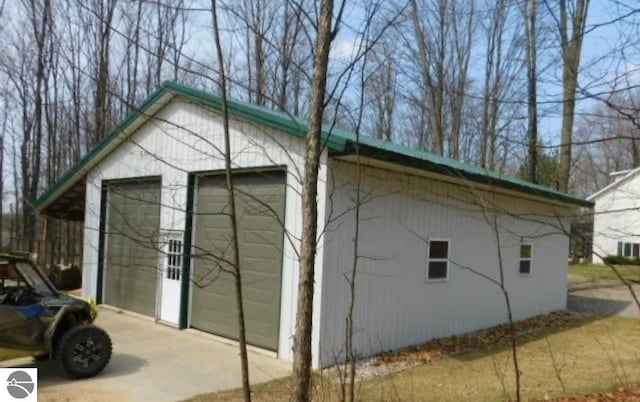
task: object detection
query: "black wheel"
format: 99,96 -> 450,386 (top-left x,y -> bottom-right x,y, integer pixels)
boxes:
56,325 -> 112,379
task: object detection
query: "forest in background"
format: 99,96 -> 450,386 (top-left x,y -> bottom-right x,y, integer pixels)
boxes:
0,0 -> 638,256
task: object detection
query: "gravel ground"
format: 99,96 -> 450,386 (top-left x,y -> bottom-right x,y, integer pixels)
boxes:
567,276 -> 640,318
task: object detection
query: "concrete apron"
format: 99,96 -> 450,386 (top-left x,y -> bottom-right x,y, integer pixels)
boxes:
1,308 -> 291,402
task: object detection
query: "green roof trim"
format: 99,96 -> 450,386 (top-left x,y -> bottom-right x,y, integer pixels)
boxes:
33,85 -> 169,211
352,142 -> 592,207
34,81 -> 591,212
162,81 -> 349,151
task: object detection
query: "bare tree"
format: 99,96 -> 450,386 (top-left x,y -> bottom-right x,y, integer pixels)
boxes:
291,0 -> 337,400
364,41 -> 397,141
478,0 -> 525,170
84,0 -> 117,146
14,0 -> 52,249
407,0 -> 445,155
555,0 -> 590,191
525,0 -> 538,183
402,0 -> 477,158
210,2 -> 252,400
0,95 -> 7,248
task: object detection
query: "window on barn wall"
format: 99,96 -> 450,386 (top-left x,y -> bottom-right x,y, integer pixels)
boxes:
164,236 -> 183,281
519,244 -> 532,275
427,240 -> 449,281
617,242 -> 640,258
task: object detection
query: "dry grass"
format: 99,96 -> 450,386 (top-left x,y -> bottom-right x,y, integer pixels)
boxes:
570,264 -> 640,282
184,315 -> 640,402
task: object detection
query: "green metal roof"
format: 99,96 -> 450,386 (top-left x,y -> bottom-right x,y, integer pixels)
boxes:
34,81 -> 591,213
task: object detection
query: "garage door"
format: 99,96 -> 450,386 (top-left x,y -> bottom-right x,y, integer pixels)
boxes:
191,171 -> 286,351
104,180 -> 161,317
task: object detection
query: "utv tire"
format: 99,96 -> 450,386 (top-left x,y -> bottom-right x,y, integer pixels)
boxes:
56,325 -> 112,379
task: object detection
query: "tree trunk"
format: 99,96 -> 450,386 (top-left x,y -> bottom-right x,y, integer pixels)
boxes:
94,0 -> 116,146
290,0 -> 334,400
0,96 -> 5,249
558,0 -> 589,191
211,1 -> 252,400
22,0 -> 51,249
526,0 -> 538,183
491,215 -> 521,402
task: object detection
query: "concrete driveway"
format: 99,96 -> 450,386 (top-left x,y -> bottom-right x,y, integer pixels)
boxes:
1,308 -> 291,402
568,277 -> 640,318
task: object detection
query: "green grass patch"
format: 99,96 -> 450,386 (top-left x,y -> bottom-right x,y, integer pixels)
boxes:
184,316 -> 640,402
569,263 -> 640,282
0,348 -> 34,362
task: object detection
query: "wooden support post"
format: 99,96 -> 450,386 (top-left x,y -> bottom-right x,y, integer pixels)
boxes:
41,217 -> 48,271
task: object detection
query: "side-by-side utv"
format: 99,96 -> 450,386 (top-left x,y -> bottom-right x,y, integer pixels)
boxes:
0,252 -> 111,378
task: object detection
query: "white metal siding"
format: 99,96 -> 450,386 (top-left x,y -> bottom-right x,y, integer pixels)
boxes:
591,175 -> 640,263
318,160 -> 571,367
81,98 -> 328,364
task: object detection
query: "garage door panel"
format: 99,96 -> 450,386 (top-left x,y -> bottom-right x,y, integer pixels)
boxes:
242,269 -> 280,282
192,267 -> 231,286
104,180 -> 161,317
242,244 -> 281,259
191,171 -> 285,351
243,270 -> 280,282
242,211 -> 279,221
242,288 -> 278,305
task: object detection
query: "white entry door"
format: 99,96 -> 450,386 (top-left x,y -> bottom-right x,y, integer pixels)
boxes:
159,233 -> 183,325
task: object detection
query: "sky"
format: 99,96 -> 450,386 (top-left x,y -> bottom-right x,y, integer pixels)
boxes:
3,0 -> 639,202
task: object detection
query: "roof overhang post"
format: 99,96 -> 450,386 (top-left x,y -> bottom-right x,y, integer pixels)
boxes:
40,216 -> 50,272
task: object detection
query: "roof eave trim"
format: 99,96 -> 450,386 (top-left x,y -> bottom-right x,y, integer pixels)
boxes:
587,167 -> 640,202
34,81 -> 349,215
161,81 -> 348,151
338,144 -> 592,209
34,87 -> 174,213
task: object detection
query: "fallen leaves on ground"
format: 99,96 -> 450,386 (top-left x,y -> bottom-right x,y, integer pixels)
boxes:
542,387 -> 640,401
377,310 -> 578,365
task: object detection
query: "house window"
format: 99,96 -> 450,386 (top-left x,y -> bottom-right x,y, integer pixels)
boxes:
427,240 -> 449,281
166,239 -> 183,281
617,242 -> 640,258
519,244 -> 532,275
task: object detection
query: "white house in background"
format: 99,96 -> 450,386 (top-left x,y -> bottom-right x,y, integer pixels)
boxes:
34,82 -> 590,368
589,168 -> 640,264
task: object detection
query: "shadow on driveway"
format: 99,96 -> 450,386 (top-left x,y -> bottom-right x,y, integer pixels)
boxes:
567,294 -> 632,316
567,279 -> 640,318
26,308 -> 290,402
9,352 -> 148,386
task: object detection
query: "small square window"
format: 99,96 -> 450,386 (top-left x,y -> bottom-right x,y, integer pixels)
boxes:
519,244 -> 532,275
427,240 -> 449,281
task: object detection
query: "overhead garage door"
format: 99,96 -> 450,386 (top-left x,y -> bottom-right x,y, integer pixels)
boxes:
191,171 -> 286,351
104,180 -> 161,317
